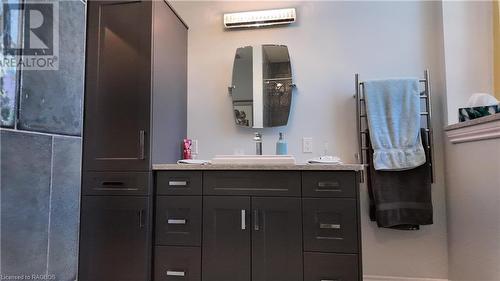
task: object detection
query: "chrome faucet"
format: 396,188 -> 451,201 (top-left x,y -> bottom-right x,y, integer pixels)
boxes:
253,132 -> 263,155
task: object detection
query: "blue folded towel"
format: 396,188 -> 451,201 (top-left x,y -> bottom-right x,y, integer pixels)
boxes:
364,78 -> 426,170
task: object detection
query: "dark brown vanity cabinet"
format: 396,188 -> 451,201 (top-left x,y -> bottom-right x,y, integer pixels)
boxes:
80,1 -> 187,281
153,170 -> 362,281
79,196 -> 151,281
82,0 -> 187,171
83,0 -> 152,172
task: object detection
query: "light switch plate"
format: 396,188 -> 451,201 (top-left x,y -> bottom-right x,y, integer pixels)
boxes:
302,137 -> 313,153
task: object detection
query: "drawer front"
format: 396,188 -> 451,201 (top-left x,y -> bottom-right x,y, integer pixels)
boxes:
203,171 -> 301,196
156,196 -> 202,246
304,252 -> 359,281
82,172 -> 151,196
154,246 -> 201,281
303,198 -> 359,253
157,171 -> 202,195
302,171 -> 356,198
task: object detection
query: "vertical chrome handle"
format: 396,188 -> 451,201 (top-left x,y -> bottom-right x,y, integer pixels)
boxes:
253,209 -> 260,231
241,210 -> 246,230
139,130 -> 145,160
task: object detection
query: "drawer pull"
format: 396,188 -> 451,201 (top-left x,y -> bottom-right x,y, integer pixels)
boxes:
93,187 -> 139,191
320,223 -> 341,229
168,180 -> 188,186
101,181 -> 124,186
96,181 -> 139,191
318,181 -> 340,187
316,181 -> 341,192
167,219 -> 187,225
321,279 -> 340,281
166,270 -> 185,277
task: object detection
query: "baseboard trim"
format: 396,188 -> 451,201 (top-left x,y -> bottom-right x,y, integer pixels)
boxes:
364,275 -> 448,281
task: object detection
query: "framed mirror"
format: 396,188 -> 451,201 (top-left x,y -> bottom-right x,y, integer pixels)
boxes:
230,44 -> 294,128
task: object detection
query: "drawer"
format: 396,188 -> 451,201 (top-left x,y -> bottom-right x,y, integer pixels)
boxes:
154,246 -> 201,281
302,171 -> 357,198
156,196 -> 202,246
157,171 -> 202,195
303,198 -> 359,253
304,252 -> 359,281
82,172 -> 151,196
203,171 -> 301,196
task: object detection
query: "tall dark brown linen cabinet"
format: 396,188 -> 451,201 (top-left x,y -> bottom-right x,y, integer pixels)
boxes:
79,1 -> 187,280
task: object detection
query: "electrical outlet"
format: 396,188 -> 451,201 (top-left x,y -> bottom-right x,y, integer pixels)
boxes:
191,139 -> 199,154
302,137 -> 313,153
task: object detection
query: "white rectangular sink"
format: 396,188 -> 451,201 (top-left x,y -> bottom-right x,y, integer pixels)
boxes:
212,155 -> 296,165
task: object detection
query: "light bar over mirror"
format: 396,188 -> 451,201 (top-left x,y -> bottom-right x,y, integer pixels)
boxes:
224,8 -> 296,29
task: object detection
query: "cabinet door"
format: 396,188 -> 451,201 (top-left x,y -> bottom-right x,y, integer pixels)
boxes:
202,196 -> 251,281
83,0 -> 152,171
252,197 -> 303,281
79,196 -> 151,281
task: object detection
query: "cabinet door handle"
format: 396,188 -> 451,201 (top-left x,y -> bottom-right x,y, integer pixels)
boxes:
241,210 -> 246,230
167,219 -> 187,225
253,209 -> 260,231
139,209 -> 145,229
321,279 -> 340,281
320,223 -> 341,229
166,270 -> 185,277
139,130 -> 145,160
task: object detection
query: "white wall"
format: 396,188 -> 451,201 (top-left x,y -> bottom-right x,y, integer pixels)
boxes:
442,1 -> 494,125
444,136 -> 500,281
172,1 -> 449,279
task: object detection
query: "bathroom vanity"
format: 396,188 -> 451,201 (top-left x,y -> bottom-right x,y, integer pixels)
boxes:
152,164 -> 363,281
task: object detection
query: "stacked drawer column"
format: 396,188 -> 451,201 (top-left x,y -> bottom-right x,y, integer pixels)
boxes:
155,171 -> 203,281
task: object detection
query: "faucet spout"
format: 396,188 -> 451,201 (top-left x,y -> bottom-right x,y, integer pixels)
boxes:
253,132 -> 263,155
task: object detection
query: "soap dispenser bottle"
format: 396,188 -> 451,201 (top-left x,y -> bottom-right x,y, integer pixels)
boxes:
276,132 -> 288,155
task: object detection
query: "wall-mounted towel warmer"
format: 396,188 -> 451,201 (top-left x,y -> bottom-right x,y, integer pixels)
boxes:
355,70 -> 435,183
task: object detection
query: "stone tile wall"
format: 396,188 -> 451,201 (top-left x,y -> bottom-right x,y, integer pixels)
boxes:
0,1 -> 85,280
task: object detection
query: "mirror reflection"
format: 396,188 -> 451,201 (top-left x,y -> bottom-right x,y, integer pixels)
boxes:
231,44 -> 293,128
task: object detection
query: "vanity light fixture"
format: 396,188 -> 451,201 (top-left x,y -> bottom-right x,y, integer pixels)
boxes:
223,8 -> 296,29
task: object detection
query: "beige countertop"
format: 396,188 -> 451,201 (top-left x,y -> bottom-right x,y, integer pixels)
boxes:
152,163 -> 364,171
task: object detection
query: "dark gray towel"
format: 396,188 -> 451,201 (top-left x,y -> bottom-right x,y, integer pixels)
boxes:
366,128 -> 433,229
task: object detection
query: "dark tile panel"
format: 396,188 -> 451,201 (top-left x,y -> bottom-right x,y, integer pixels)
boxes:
18,0 -> 86,136
0,130 -> 52,276
47,136 -> 81,281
